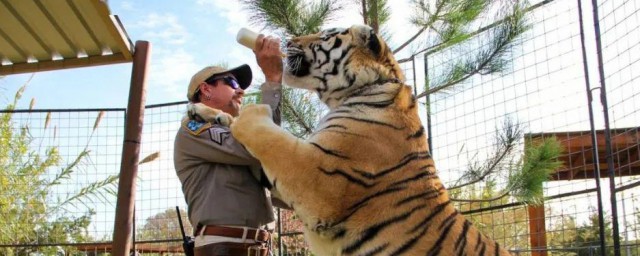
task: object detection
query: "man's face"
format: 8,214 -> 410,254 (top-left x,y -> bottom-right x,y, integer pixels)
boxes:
200,74 -> 245,117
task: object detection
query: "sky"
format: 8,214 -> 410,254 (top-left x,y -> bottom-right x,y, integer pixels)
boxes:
0,0 -> 414,110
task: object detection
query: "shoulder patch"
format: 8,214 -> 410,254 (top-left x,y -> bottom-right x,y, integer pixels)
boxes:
182,119 -> 212,135
209,127 -> 230,145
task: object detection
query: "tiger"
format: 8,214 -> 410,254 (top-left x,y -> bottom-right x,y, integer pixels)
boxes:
193,24 -> 511,255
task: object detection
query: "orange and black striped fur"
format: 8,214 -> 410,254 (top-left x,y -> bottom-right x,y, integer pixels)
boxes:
215,25 -> 511,255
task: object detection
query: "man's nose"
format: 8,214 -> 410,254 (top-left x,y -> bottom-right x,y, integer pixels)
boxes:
235,88 -> 245,96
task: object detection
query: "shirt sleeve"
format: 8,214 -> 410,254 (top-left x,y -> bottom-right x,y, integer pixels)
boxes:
260,81 -> 282,125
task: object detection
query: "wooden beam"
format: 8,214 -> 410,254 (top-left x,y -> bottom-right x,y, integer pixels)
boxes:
528,205 -> 548,256
112,41 -> 150,256
0,53 -> 131,75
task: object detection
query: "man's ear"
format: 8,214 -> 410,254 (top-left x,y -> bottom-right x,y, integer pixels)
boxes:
199,83 -> 209,93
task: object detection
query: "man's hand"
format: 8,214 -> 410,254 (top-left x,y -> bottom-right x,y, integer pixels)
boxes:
254,35 -> 283,83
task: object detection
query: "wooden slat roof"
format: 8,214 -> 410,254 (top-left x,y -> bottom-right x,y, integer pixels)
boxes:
0,0 -> 133,75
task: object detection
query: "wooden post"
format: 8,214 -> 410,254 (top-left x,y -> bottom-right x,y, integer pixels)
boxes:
112,40 -> 151,255
528,204 -> 548,256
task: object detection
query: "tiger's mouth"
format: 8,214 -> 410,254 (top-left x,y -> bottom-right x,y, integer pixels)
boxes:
285,43 -> 311,77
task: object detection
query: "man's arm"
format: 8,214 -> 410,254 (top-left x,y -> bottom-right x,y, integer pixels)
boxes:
260,81 -> 282,124
253,35 -> 293,209
254,35 -> 283,124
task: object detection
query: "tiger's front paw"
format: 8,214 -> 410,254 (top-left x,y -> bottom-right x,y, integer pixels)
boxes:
214,113 -> 234,126
231,104 -> 272,139
187,103 -> 234,126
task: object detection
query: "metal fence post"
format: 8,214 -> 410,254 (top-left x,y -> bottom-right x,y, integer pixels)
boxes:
576,0 -> 608,254
588,0 -> 622,255
423,52 -> 433,156
277,208 -> 283,256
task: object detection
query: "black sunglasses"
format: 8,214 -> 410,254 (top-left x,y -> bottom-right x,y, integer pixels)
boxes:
204,75 -> 241,90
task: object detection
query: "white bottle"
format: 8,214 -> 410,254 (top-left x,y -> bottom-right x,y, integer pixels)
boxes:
236,27 -> 260,50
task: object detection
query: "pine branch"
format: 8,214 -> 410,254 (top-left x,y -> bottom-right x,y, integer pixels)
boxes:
448,143 -> 512,191
451,190 -> 510,202
508,136 -> 563,204
241,0 -> 341,36
280,87 -> 322,138
448,121 -> 561,204
282,96 -> 314,136
416,1 -> 529,98
448,118 -> 522,190
393,27 -> 426,54
394,0 -> 448,55
402,1 -> 511,60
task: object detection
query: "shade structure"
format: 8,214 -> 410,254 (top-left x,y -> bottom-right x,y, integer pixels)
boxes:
0,0 -> 133,75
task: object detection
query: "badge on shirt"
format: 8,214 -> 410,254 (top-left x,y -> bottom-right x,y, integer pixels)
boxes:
209,127 -> 230,145
183,119 -> 211,136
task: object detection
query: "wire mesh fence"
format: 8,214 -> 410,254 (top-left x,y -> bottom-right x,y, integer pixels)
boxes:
0,0 -> 638,255
419,0 -> 640,255
598,0 -> 640,255
0,108 -> 125,255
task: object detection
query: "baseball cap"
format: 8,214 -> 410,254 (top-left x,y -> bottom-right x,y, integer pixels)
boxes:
187,64 -> 252,102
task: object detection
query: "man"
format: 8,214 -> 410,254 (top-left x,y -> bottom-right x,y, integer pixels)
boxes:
174,35 -> 283,256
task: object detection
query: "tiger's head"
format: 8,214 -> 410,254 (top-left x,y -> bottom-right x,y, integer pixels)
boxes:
284,25 -> 405,108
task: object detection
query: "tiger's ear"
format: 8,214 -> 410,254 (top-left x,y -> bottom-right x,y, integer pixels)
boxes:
367,31 -> 383,58
352,25 -> 383,58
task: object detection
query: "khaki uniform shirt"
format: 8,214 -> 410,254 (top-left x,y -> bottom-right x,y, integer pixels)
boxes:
174,82 -> 281,229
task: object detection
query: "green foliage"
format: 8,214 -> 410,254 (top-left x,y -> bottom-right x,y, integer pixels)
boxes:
241,0 -> 342,37
281,87 -> 322,138
454,181 -> 530,250
274,210 -> 313,255
410,0 -> 488,37
417,0 -> 531,97
0,85 -> 118,254
547,211 -> 620,256
454,118 -> 521,187
137,208 -> 193,241
449,118 -> 563,205
509,136 -> 563,204
244,83 -> 321,139
358,0 -> 392,38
